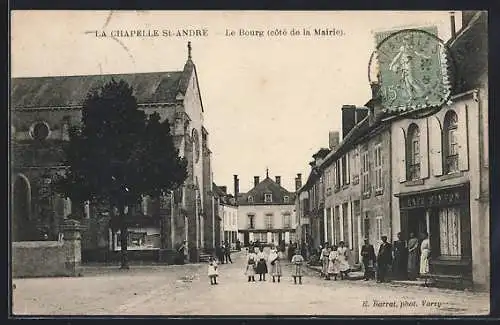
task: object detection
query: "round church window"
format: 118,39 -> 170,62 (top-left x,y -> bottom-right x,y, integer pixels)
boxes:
30,122 -> 50,140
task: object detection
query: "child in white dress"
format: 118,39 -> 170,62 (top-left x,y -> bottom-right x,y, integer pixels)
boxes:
291,249 -> 305,285
208,257 -> 219,285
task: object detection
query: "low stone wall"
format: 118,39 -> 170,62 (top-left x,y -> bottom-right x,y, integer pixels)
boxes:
12,219 -> 84,278
12,241 -> 69,278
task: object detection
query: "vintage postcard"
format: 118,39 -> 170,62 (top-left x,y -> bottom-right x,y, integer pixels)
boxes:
10,10 -> 489,316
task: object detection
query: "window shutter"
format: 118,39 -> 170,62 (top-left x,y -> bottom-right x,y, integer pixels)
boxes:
346,153 -> 350,184
429,116 -> 443,176
395,127 -> 406,183
457,105 -> 469,171
420,118 -> 429,179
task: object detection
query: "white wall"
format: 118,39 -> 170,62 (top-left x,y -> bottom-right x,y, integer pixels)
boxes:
238,204 -> 296,230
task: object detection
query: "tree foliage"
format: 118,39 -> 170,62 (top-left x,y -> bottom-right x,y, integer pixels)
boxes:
53,79 -> 188,266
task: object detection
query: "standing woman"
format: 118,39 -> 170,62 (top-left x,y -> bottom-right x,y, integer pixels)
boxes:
269,246 -> 283,283
419,232 -> 431,276
320,243 -> 331,279
337,241 -> 350,280
256,246 -> 268,281
245,247 -> 257,282
393,232 -> 408,280
327,244 -> 340,281
407,232 -> 420,280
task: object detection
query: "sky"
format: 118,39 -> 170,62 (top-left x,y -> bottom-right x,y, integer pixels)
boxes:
11,11 -> 461,194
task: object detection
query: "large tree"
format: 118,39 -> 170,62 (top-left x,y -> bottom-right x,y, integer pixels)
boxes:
54,79 -> 188,269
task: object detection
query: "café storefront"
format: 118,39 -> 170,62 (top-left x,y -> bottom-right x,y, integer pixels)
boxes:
396,183 -> 472,282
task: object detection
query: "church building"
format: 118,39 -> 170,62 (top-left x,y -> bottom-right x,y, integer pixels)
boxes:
11,42 -> 216,263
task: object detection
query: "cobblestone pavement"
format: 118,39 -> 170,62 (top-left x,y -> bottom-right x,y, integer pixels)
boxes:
12,250 -> 490,316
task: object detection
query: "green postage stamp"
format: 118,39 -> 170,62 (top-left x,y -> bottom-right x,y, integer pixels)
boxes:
372,26 -> 452,112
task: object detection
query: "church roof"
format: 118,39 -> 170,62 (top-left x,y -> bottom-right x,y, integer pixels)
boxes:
238,177 -> 295,205
11,71 -> 184,109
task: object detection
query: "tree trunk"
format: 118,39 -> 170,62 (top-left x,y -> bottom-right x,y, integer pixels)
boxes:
119,204 -> 129,269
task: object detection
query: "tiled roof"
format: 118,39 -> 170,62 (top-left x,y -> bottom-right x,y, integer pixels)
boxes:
11,71 -> 185,109
238,177 -> 295,205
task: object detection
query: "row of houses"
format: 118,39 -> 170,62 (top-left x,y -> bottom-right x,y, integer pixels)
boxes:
295,11 -> 488,290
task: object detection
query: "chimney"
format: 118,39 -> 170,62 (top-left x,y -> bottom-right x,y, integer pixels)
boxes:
328,131 -> 340,150
341,105 -> 357,139
295,173 -> 302,191
233,175 -> 239,200
450,11 -> 457,40
254,176 -> 260,187
355,107 -> 369,124
275,176 -> 281,186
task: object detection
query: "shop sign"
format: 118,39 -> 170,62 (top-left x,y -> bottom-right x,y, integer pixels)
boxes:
400,185 -> 468,209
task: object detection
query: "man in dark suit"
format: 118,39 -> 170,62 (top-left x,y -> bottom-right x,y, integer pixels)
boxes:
361,238 -> 376,280
377,236 -> 392,283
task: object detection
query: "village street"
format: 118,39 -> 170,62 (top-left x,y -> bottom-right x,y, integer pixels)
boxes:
12,250 -> 489,316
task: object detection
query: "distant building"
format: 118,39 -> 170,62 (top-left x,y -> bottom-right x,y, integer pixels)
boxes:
11,42 -> 215,263
237,171 -> 297,246
213,185 -> 238,249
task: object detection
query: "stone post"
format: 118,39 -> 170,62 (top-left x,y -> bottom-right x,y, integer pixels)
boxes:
60,218 -> 85,276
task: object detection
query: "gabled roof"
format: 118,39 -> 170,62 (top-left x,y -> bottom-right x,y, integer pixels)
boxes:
11,71 -> 184,109
238,177 -> 295,205
11,42 -> 205,110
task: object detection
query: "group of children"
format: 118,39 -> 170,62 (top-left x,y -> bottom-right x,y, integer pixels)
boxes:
320,241 -> 351,281
207,246 -> 306,285
244,246 -> 305,285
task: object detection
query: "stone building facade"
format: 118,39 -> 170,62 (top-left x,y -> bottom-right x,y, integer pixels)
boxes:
237,172 -> 297,246
11,42 -> 215,263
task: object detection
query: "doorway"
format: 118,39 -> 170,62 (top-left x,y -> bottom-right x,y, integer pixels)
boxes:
243,232 -> 249,246
407,208 -> 427,240
13,174 -> 31,241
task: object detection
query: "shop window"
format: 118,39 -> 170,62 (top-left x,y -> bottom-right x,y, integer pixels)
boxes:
114,230 -> 160,250
407,124 -> 421,180
257,232 -> 267,243
443,110 -> 459,174
439,207 -> 461,258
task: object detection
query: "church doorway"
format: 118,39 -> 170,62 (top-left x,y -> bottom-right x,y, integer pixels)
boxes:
13,174 -> 32,241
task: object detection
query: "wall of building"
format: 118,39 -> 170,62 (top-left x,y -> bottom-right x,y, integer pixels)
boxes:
359,128 -> 392,253
238,204 -> 296,230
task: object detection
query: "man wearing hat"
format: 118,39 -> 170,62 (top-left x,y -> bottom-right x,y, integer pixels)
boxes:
360,238 -> 376,281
